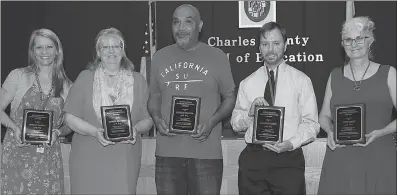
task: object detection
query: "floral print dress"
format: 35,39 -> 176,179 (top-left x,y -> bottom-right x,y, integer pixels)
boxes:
1,84 -> 64,195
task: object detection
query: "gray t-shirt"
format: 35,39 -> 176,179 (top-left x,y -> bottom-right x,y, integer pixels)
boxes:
150,42 -> 235,159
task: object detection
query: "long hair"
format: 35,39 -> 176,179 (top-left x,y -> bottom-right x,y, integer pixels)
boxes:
87,27 -> 134,71
27,28 -> 72,95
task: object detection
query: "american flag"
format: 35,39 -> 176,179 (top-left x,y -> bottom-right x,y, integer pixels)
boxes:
140,1 -> 156,83
140,1 -> 157,137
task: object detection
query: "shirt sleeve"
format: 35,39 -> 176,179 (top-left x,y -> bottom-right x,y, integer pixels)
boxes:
63,70 -> 91,119
1,69 -> 22,98
216,51 -> 235,95
288,77 -> 320,150
231,81 -> 254,132
149,52 -> 161,95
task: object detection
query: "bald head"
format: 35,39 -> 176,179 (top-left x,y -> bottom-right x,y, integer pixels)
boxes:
172,4 -> 203,50
173,4 -> 201,23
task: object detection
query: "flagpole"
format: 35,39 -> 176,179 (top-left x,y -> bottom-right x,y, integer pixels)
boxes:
346,1 -> 355,20
149,1 -> 154,59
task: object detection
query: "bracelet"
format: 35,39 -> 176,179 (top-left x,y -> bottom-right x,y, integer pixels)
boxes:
52,129 -> 61,137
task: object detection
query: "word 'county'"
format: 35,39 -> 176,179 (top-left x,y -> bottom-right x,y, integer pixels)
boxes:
208,35 -> 310,47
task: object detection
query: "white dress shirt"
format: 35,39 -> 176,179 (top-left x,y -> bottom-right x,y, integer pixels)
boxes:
231,61 -> 320,150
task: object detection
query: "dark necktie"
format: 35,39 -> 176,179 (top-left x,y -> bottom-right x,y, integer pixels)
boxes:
264,70 -> 275,106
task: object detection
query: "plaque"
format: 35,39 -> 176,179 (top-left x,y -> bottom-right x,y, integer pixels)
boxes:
252,106 -> 285,144
335,104 -> 365,145
22,109 -> 53,144
101,105 -> 133,142
169,96 -> 201,134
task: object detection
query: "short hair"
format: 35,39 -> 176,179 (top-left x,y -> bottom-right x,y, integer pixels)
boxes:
342,16 -> 376,60
259,22 -> 287,43
87,27 -> 134,71
342,16 -> 375,39
27,28 -> 71,94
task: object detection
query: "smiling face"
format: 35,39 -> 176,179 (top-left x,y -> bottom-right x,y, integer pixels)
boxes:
259,28 -> 287,67
33,36 -> 57,67
172,5 -> 203,50
97,34 -> 124,69
342,19 -> 374,60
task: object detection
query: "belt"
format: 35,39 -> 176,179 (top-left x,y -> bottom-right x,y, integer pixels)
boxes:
246,143 -> 272,151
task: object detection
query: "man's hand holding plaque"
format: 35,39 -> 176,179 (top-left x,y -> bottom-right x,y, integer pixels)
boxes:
334,104 -> 366,145
100,105 -> 134,142
153,116 -> 176,136
169,96 -> 201,134
252,105 -> 285,145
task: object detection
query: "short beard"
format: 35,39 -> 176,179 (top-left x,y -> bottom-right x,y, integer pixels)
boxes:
176,37 -> 191,49
264,55 -> 283,66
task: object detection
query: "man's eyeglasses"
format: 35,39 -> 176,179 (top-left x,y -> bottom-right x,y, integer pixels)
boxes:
342,36 -> 369,46
100,45 -> 123,52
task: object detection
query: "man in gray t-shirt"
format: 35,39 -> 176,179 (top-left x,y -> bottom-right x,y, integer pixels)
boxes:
148,4 -> 236,195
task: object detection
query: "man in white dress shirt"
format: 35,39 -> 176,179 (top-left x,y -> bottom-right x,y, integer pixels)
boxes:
231,22 -> 320,195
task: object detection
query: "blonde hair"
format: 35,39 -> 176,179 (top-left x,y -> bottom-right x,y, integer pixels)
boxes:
27,28 -> 72,94
87,27 -> 134,71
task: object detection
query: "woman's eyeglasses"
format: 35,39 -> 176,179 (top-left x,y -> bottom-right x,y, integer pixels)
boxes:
100,45 -> 123,52
342,36 -> 369,46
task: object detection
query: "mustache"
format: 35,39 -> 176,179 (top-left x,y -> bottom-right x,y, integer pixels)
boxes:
177,32 -> 190,36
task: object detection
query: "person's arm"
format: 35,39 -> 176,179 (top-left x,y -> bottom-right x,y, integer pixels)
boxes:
147,52 -> 176,136
63,70 -> 113,146
192,50 -> 236,141
134,74 -> 153,134
63,71 -> 100,136
64,113 -> 99,137
287,77 -> 320,150
147,92 -> 162,124
0,69 -> 24,145
231,82 -> 254,132
318,72 -> 344,150
55,82 -> 74,138
0,91 -> 18,132
319,74 -> 334,136
381,66 -> 397,135
355,66 -> 397,146
208,90 -> 236,131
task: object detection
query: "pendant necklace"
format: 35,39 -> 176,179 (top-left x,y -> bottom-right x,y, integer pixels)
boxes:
35,73 -> 54,101
349,61 -> 370,91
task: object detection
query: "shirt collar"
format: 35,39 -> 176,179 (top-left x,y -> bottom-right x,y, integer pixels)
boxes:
262,60 -> 287,73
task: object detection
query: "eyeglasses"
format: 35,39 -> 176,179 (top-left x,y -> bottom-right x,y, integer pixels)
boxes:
100,45 -> 123,52
342,36 -> 369,46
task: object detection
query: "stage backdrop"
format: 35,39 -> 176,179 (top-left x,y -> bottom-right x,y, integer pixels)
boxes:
154,1 -> 396,138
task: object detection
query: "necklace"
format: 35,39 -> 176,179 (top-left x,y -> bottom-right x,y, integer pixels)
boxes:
349,61 -> 371,91
35,73 -> 54,101
102,68 -> 123,104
